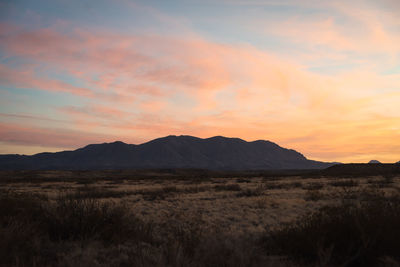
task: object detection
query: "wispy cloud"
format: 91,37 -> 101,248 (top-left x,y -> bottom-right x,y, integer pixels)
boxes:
0,122 -> 117,149
0,0 -> 399,162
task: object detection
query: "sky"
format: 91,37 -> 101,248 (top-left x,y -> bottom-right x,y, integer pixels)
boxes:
0,0 -> 399,163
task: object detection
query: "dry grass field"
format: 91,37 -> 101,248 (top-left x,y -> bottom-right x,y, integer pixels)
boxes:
1,170 -> 399,266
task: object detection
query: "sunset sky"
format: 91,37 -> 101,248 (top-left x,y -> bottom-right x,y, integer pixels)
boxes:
0,0 -> 399,163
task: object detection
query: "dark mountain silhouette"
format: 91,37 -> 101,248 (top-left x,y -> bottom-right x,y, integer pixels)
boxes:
0,135 -> 336,170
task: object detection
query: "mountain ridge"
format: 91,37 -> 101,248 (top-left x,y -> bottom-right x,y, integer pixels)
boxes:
0,135 -> 336,170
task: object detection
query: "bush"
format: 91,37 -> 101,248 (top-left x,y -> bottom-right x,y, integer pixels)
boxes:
157,213 -> 268,267
236,178 -> 251,183
214,183 -> 242,191
0,190 -> 154,266
0,191 -> 51,266
264,193 -> 400,266
329,179 -> 359,187
302,182 -> 324,190
367,176 -> 395,188
71,186 -> 128,199
44,193 -> 153,243
265,181 -> 302,190
304,189 -> 324,201
236,185 -> 264,197
138,185 -> 179,200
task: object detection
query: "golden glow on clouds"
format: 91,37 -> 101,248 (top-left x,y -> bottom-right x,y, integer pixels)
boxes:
0,0 -> 399,163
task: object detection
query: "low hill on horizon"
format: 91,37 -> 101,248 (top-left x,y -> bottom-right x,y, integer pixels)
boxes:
316,163 -> 400,177
0,135 -> 336,170
368,160 -> 381,164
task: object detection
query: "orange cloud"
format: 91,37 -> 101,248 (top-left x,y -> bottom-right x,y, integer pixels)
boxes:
0,21 -> 399,162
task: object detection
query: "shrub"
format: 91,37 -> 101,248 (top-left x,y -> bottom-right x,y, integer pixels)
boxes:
157,214 -> 268,267
138,185 -> 179,200
0,191 -> 50,266
214,183 -> 242,191
182,185 -> 211,194
0,190 -> 154,266
329,179 -> 359,187
71,186 -> 128,199
236,178 -> 251,183
304,189 -> 324,201
264,193 -> 400,266
302,182 -> 324,190
44,193 -> 153,243
367,176 -> 395,188
265,181 -> 302,190
236,185 -> 264,197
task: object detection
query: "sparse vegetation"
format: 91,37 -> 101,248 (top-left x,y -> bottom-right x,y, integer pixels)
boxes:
265,181 -> 302,190
367,176 -> 395,188
0,189 -> 275,267
1,170 -> 399,266
0,189 -> 154,266
304,189 -> 324,201
236,178 -> 251,183
214,183 -> 241,191
71,186 -> 130,199
302,182 -> 324,190
264,190 -> 400,266
329,179 -> 359,187
136,185 -> 179,200
236,185 -> 264,197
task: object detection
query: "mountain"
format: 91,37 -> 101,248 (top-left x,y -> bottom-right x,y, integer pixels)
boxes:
368,160 -> 381,164
0,135 -> 336,170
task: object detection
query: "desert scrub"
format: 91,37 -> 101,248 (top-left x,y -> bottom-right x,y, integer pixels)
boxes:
265,181 -> 302,190
255,196 -> 279,209
263,192 -> 400,266
329,179 -> 359,187
44,192 -> 154,243
156,212 -> 270,267
0,190 -> 155,266
304,189 -> 324,201
137,185 -> 179,200
236,185 -> 264,197
236,178 -> 251,183
302,182 -> 324,190
367,176 -> 395,188
70,185 -> 130,199
214,183 -> 241,191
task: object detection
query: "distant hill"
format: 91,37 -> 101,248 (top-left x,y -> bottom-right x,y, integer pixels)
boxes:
368,160 -> 381,164
316,163 -> 400,177
0,135 -> 337,170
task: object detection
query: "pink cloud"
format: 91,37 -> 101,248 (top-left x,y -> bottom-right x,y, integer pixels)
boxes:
0,122 -> 116,149
0,63 -> 136,103
0,27 -> 234,104
0,64 -> 94,96
292,3 -> 398,56
60,104 -> 132,121
0,112 -> 68,124
0,21 -> 399,162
